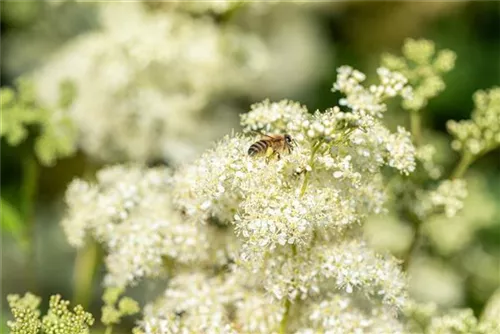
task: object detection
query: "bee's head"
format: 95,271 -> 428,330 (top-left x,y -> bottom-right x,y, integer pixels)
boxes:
284,134 -> 293,144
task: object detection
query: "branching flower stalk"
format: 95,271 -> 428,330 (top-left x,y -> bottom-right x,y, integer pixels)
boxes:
383,40 -> 500,274
382,39 -> 459,270
448,87 -> 500,179
450,151 -> 474,180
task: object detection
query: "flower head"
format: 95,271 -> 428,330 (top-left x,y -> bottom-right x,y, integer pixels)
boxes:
63,165 -> 221,287
381,38 -> 456,111
448,87 -> 500,156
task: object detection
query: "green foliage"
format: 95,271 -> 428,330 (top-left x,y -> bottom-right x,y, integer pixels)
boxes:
6,293 -> 94,334
0,78 -> 78,166
0,196 -> 27,250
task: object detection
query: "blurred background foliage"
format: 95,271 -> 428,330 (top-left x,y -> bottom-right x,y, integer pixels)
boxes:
1,1 -> 499,333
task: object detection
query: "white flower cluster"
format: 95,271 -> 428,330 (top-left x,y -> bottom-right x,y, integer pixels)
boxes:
174,129 -> 410,269
240,99 -> 308,137
428,179 -> 468,218
416,179 -> 468,219
138,273 -> 241,334
137,273 -> 290,334
425,182 -> 496,254
241,67 -> 416,175
332,66 -> 412,118
33,2 -> 269,163
233,237 -> 407,306
404,300 -> 500,334
427,309 -> 498,334
385,126 -> 417,175
297,295 -> 404,334
163,67 -> 416,331
381,38 -> 456,111
62,166 -> 233,287
63,65 -> 417,332
416,144 -> 442,179
448,87 -> 500,156
31,2 -> 327,164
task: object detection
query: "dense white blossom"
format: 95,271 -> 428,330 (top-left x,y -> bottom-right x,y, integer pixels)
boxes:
33,2 -> 265,163
297,295 -> 405,334
137,273 -> 241,334
64,65 -> 417,332
31,2 -> 327,164
166,66 -> 415,331
62,166 -> 233,287
234,293 -> 285,334
332,66 -> 412,118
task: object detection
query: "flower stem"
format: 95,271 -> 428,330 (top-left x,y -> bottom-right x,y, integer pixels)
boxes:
279,298 -> 292,334
21,151 -> 39,292
105,326 -> 113,334
300,141 -> 321,197
402,217 -> 422,271
450,152 -> 474,179
73,240 -> 100,309
300,173 -> 310,198
410,110 -> 422,147
400,189 -> 424,271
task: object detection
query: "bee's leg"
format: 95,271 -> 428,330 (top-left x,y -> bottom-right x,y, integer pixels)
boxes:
276,152 -> 281,160
265,147 -> 275,163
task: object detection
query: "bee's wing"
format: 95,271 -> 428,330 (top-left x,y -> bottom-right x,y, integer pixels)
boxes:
248,130 -> 283,141
263,134 -> 286,141
248,130 -> 270,139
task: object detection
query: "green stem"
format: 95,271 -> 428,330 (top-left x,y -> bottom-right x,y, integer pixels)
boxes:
21,151 -> 39,292
450,152 -> 474,179
410,110 -> 422,147
400,186 -> 424,271
300,141 -> 321,197
219,1 -> 244,24
402,216 -> 422,271
402,151 -> 475,271
72,240 -> 100,309
279,298 -> 291,334
300,173 -> 310,198
105,326 -> 113,334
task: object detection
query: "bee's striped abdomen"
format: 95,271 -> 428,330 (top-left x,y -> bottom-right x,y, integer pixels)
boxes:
248,140 -> 269,156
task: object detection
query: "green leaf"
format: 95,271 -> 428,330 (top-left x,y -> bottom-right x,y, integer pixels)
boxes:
1,76 -> 79,166
0,196 -> 28,250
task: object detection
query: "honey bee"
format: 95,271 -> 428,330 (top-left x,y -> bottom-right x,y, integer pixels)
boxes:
248,133 -> 295,159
